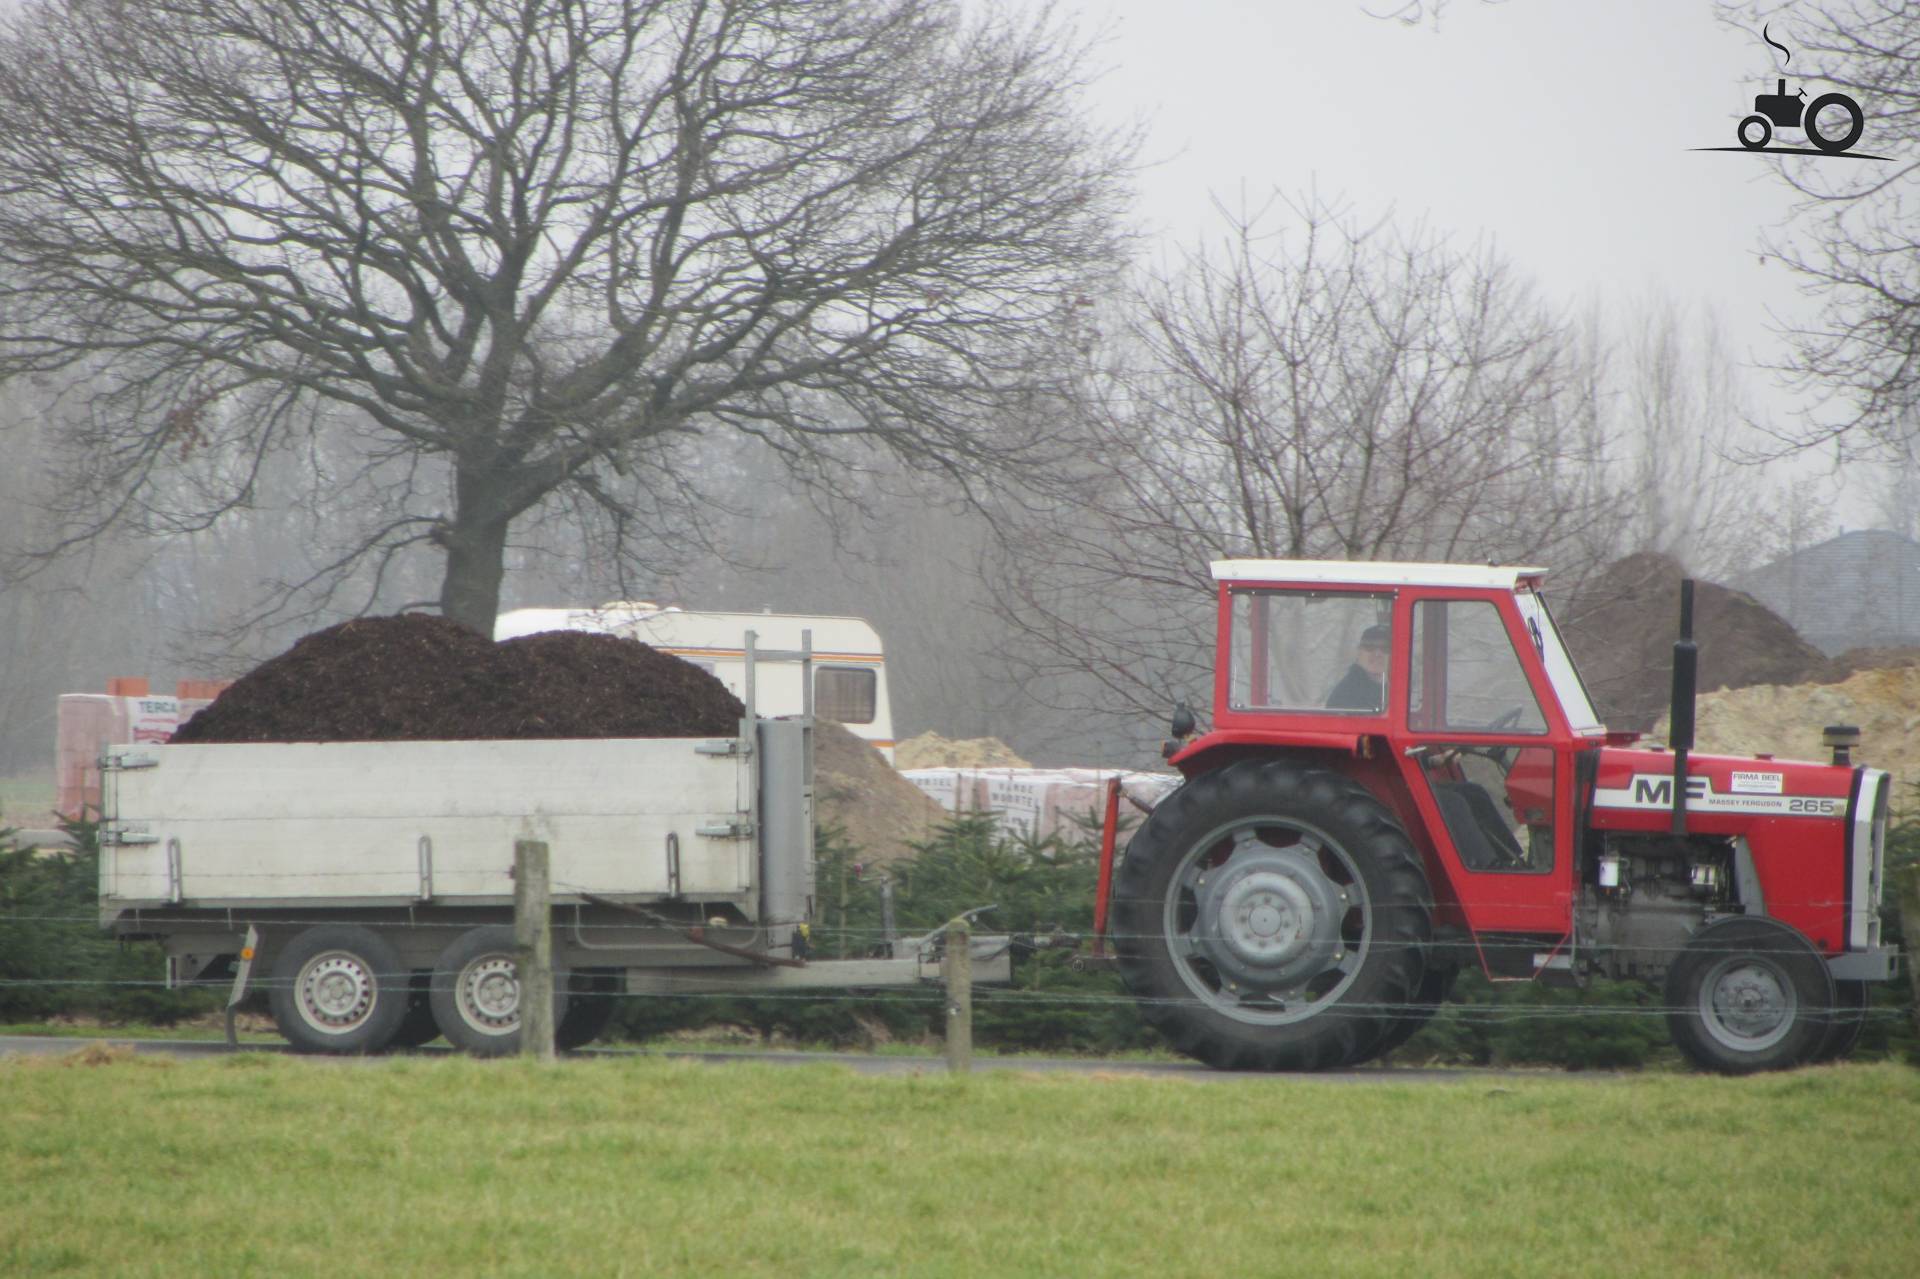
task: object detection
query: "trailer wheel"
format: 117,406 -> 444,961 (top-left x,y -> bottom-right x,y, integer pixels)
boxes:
429,926 -> 570,1057
1112,759 -> 1431,1071
1812,979 -> 1868,1064
555,969 -> 620,1052
1665,917 -> 1834,1074
387,972 -> 441,1050
268,925 -> 409,1055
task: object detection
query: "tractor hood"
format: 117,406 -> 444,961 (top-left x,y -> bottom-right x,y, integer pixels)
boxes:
1587,745 -> 1856,833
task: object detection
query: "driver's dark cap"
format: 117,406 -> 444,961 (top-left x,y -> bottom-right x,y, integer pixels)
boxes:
1359,624 -> 1390,649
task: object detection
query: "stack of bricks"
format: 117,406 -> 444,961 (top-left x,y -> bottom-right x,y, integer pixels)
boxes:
54,678 -> 231,819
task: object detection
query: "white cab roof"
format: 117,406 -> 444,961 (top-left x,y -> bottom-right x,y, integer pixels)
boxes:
1211,560 -> 1550,590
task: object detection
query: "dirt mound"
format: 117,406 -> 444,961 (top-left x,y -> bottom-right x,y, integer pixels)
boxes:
815,721 -> 947,863
1653,665 -> 1920,811
173,615 -> 743,743
1560,553 -> 1827,732
894,732 -> 1030,770
1815,646 -> 1920,684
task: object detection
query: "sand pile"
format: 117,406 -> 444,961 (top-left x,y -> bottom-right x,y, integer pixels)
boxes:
894,732 -> 1030,769
815,721 -> 949,863
1652,664 -> 1920,809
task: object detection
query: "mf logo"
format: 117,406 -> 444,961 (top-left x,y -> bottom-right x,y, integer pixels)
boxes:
1631,776 -> 1708,805
1696,24 -> 1887,162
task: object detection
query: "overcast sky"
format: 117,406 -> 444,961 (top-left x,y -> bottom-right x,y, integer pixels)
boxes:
1074,0 -> 1873,518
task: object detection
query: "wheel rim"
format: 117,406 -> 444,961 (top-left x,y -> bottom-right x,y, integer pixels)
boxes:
1162,815 -> 1369,1026
295,950 -> 379,1036
456,953 -> 521,1036
1698,955 -> 1796,1052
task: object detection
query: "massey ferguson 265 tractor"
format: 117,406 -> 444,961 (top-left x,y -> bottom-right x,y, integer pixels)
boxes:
1112,561 -> 1897,1074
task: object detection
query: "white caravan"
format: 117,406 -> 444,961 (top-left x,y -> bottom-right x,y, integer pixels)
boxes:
494,603 -> 895,759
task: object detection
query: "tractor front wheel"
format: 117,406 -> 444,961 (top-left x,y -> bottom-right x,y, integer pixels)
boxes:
1665,916 -> 1834,1074
1113,760 -> 1432,1071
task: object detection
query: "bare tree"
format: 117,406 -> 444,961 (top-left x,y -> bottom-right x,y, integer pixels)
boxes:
0,0 -> 1131,632
1717,2 -> 1920,461
1615,301 -> 1761,578
989,196 -> 1618,748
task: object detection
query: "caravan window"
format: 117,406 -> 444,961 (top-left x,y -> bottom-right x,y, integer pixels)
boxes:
815,666 -> 876,724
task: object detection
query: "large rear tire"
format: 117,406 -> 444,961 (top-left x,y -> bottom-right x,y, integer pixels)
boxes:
268,925 -> 409,1055
1665,916 -> 1833,1074
1113,760 -> 1431,1071
429,926 -> 570,1057
1370,963 -> 1458,1063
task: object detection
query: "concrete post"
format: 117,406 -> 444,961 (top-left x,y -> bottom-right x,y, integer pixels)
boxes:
514,839 -> 555,1062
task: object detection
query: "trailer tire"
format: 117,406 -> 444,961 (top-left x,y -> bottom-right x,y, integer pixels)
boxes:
555,969 -> 620,1051
1665,916 -> 1834,1074
1113,759 -> 1431,1071
269,925 -> 409,1055
430,926 -> 570,1057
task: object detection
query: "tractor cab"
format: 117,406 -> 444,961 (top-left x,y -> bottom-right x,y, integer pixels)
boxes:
1177,560 -> 1604,940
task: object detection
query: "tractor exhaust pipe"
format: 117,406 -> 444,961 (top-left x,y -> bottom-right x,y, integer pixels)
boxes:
1669,580 -> 1697,834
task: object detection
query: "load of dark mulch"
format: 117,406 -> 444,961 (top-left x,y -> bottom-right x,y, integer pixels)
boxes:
1559,552 -> 1828,732
172,614 -> 745,743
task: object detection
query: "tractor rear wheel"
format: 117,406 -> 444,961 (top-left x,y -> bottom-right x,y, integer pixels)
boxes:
1113,759 -> 1431,1071
1369,963 -> 1458,1063
1665,916 -> 1834,1074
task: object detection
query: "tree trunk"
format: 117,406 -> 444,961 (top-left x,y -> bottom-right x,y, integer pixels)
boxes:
439,490 -> 511,635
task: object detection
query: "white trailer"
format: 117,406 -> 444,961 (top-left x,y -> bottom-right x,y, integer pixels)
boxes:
99,637 -> 1004,1055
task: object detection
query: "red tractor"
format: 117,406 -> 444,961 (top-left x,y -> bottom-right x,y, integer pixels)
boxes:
1112,560 -> 1896,1073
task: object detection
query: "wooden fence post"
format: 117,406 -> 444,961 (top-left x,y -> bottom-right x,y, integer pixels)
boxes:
514,839 -> 555,1062
944,917 -> 972,1074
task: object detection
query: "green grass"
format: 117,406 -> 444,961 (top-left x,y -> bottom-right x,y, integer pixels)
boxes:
1,1054 -> 1914,1278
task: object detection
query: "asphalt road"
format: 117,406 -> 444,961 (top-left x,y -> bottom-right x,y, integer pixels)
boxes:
0,1035 -> 1566,1082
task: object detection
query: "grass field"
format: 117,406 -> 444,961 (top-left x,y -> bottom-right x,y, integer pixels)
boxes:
1,1053 -> 1915,1278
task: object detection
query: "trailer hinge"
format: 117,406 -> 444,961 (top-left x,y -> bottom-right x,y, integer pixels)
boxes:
695,739 -> 749,757
695,820 -> 756,839
100,823 -> 160,847
101,751 -> 160,772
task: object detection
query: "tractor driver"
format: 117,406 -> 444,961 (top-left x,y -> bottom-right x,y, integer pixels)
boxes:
1325,623 -> 1389,712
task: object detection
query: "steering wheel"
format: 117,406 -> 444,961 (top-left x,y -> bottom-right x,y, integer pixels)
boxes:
1484,705 -> 1525,733
1455,705 -> 1525,773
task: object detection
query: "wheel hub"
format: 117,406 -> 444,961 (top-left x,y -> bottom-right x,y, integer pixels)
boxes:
1706,961 -> 1791,1045
1192,847 -> 1346,990
460,956 -> 521,1031
299,952 -> 375,1033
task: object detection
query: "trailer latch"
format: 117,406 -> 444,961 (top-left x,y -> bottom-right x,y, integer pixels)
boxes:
695,739 -> 749,757
100,824 -> 160,847
695,820 -> 756,839
101,751 -> 159,771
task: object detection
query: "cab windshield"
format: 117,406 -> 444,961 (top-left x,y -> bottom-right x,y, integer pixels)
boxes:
1513,589 -> 1603,735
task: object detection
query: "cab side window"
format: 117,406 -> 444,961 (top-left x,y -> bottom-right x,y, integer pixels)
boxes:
1408,600 -> 1546,734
